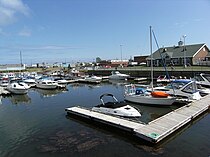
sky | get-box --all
[0,0,210,64]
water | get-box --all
[0,82,209,157]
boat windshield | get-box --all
[203,74,210,82]
[167,81,189,89]
[181,81,197,94]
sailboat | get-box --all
[124,26,176,106]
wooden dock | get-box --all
[65,95,210,144]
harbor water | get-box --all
[0,82,209,157]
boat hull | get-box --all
[7,87,28,94]
[124,94,175,106]
[36,84,57,89]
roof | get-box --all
[147,43,208,60]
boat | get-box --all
[109,71,129,80]
[23,76,36,87]
[124,84,176,105]
[124,26,176,106]
[53,77,68,88]
[152,79,202,102]
[156,75,175,83]
[193,73,210,88]
[0,79,9,87]
[79,75,102,83]
[92,93,141,117]
[6,79,30,94]
[36,79,58,89]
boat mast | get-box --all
[150,26,154,91]
[20,51,23,67]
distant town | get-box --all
[1,41,210,72]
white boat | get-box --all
[153,79,202,102]
[109,71,129,80]
[156,75,175,83]
[92,93,141,117]
[124,26,176,106]
[53,77,68,88]
[36,79,58,89]
[83,75,102,83]
[23,76,36,87]
[193,73,210,88]
[0,80,9,87]
[124,84,176,106]
[7,80,30,94]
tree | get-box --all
[96,57,101,63]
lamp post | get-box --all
[183,35,187,68]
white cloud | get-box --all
[0,0,30,26]
[18,26,31,37]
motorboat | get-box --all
[23,76,36,87]
[109,71,129,80]
[0,79,9,87]
[82,75,102,83]
[7,79,30,94]
[193,73,210,88]
[92,93,141,117]
[124,84,176,106]
[36,79,58,89]
[152,79,202,102]
[156,75,175,83]
[53,77,68,88]
[77,75,102,84]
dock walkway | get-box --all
[66,95,210,144]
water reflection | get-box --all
[108,79,128,86]
[9,94,31,105]
[35,88,68,98]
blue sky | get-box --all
[0,0,210,64]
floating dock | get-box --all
[65,95,210,144]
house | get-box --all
[146,42,210,66]
[134,55,148,65]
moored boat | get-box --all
[92,93,141,117]
[109,71,129,80]
[36,79,58,89]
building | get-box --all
[98,59,129,68]
[134,55,148,64]
[0,64,26,72]
[146,42,210,66]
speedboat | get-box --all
[156,75,175,83]
[83,75,102,83]
[0,79,9,87]
[7,79,30,94]
[23,76,36,87]
[36,79,58,89]
[124,84,176,106]
[92,93,141,117]
[109,71,129,80]
[153,79,202,103]
[53,77,68,88]
[193,73,210,88]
